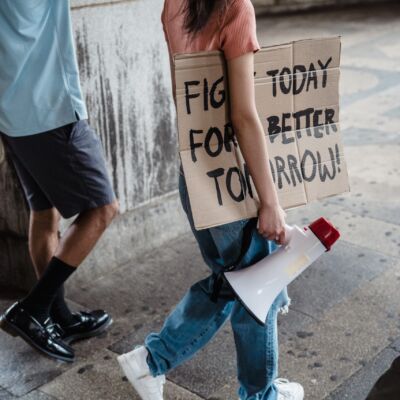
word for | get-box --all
[189,123,237,163]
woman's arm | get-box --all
[227,52,286,244]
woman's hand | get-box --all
[258,204,287,245]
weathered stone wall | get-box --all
[0,146,36,290]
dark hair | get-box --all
[184,0,228,34]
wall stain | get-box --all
[74,4,178,214]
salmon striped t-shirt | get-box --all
[161,0,260,60]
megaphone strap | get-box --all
[209,218,258,303]
[210,273,224,303]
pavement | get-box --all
[1,4,400,400]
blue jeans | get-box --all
[145,173,290,400]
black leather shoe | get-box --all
[58,310,112,344]
[0,302,75,363]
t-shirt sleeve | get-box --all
[220,0,260,60]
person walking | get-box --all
[0,0,119,363]
[117,1,304,399]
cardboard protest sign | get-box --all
[175,37,349,230]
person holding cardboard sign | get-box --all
[118,1,303,399]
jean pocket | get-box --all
[58,122,78,144]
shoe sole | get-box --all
[118,353,148,400]
[63,316,113,344]
[0,315,74,363]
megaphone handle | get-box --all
[256,219,293,246]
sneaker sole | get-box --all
[0,315,74,363]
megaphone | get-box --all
[224,217,340,324]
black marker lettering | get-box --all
[210,77,225,108]
[189,129,203,162]
[318,57,332,88]
[185,81,200,114]
[267,69,279,97]
[207,168,225,206]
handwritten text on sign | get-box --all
[175,37,349,230]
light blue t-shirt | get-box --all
[0,0,87,137]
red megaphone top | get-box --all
[308,217,340,251]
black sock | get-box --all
[21,257,76,324]
[50,285,77,327]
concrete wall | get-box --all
[70,0,191,288]
[0,148,35,290]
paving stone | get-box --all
[111,307,314,400]
[111,315,237,399]
[334,212,400,258]
[287,201,400,258]
[168,324,237,399]
[165,381,204,400]
[71,314,140,362]
[0,300,68,397]
[341,127,400,147]
[278,308,315,340]
[344,145,400,190]
[348,94,400,141]
[388,336,400,353]
[207,378,238,400]
[0,332,67,397]
[327,347,400,400]
[40,349,203,400]
[287,240,395,319]
[329,196,400,228]
[0,388,14,400]
[19,391,56,400]
[279,265,400,400]
[66,235,208,320]
[0,298,133,395]
[108,313,166,354]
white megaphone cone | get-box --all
[224,217,340,324]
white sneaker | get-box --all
[275,378,304,400]
[117,346,166,400]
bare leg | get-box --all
[55,200,119,267]
[29,208,61,277]
[24,201,118,325]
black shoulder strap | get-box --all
[210,218,258,302]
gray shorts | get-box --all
[1,120,116,219]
